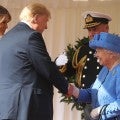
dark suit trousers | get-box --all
[28,89,53,120]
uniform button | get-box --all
[82,75,86,78]
[89,51,92,54]
[84,66,87,69]
[87,58,90,61]
[82,84,85,87]
[97,66,100,69]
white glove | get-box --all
[55,52,68,66]
[90,107,102,120]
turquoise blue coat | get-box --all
[77,65,120,119]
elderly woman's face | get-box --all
[94,48,112,67]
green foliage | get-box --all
[60,36,89,111]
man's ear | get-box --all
[106,24,109,32]
[31,14,39,23]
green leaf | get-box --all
[59,36,90,111]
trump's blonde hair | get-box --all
[19,3,51,22]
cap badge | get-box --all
[85,14,93,23]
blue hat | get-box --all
[89,32,120,53]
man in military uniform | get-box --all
[80,11,112,119]
[56,11,112,120]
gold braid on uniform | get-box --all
[59,37,89,112]
[72,47,87,87]
[59,64,67,73]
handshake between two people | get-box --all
[67,84,79,98]
[66,84,102,120]
[56,52,103,119]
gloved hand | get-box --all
[55,52,68,66]
[67,84,79,98]
[90,106,102,120]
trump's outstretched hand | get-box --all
[67,84,79,98]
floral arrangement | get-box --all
[59,36,89,111]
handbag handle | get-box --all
[98,104,108,120]
[98,104,118,120]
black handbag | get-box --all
[98,105,119,120]
[98,105,108,120]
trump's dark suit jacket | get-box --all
[0,22,68,120]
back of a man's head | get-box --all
[19,3,51,22]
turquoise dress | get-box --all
[77,64,120,119]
